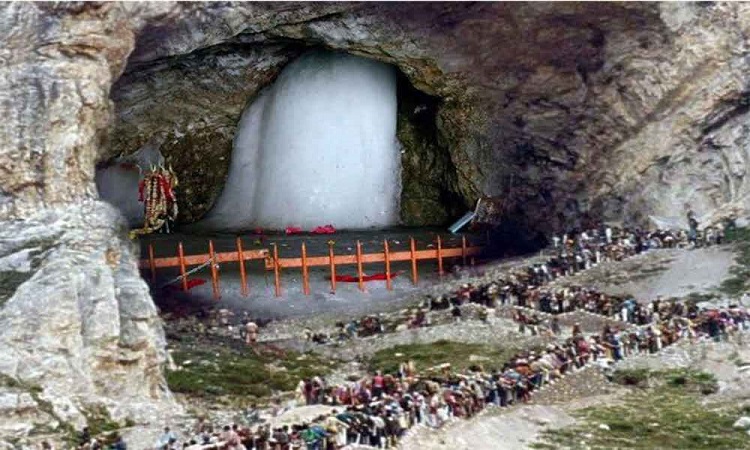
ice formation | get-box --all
[203,50,400,231]
[96,144,164,227]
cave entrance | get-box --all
[99,47,467,234]
[99,47,479,309]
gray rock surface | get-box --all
[286,318,554,362]
[553,246,735,301]
[3,3,750,228]
[0,202,176,446]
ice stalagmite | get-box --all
[202,50,400,231]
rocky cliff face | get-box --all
[2,1,750,446]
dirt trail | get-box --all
[398,404,577,450]
[555,246,735,301]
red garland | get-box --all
[138,174,175,203]
[334,271,402,283]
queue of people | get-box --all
[145,297,747,450]
[297,224,730,351]
[428,223,728,330]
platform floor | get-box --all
[139,227,485,321]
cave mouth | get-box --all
[98,46,465,233]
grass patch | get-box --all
[719,227,750,296]
[662,369,719,395]
[611,368,652,387]
[82,404,121,437]
[612,368,718,394]
[685,292,715,303]
[366,340,536,375]
[166,342,337,401]
[533,369,745,449]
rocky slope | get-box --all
[2,1,750,446]
[0,202,174,446]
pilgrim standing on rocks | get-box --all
[245,320,259,345]
[687,208,699,246]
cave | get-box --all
[96,42,478,306]
[99,45,465,233]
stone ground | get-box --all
[278,317,552,360]
[145,228,500,323]
[156,248,549,343]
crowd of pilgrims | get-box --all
[330,225,728,337]
[80,224,741,450]
[142,302,746,450]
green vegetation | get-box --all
[367,340,537,374]
[719,227,750,296]
[533,369,748,449]
[611,368,718,394]
[685,292,715,303]
[82,404,121,437]
[166,343,338,401]
[610,367,652,387]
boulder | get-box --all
[733,416,750,429]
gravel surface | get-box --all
[552,246,735,301]
[144,228,482,321]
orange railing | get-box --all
[139,235,482,299]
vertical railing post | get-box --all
[272,243,281,297]
[148,243,156,283]
[208,240,220,300]
[384,239,392,291]
[410,237,418,286]
[177,242,188,292]
[461,235,468,266]
[436,235,444,277]
[328,241,337,294]
[301,242,310,296]
[236,237,248,296]
[356,240,364,292]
